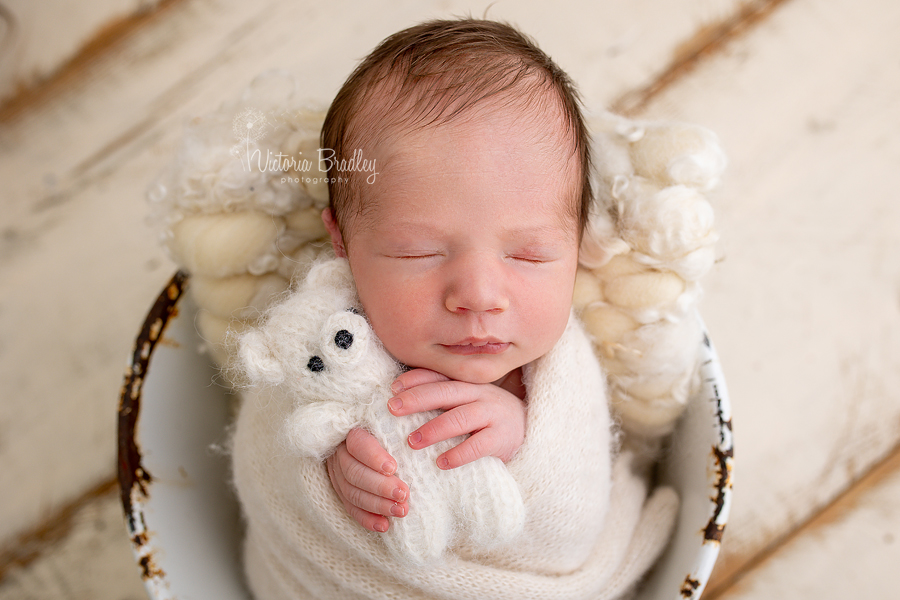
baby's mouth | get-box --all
[441,339,510,355]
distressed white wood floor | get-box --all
[0,0,898,598]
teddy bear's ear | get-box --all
[239,329,284,385]
[303,257,355,296]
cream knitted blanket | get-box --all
[231,260,678,600]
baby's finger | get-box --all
[345,483,408,522]
[407,403,488,450]
[326,451,391,532]
[391,368,450,395]
[347,503,391,533]
[345,427,398,476]
[436,433,498,470]
[337,444,409,504]
[389,379,474,417]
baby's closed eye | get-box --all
[508,254,550,264]
[392,252,443,260]
[505,248,561,264]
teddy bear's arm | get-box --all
[285,401,364,461]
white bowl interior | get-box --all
[119,276,731,600]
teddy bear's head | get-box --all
[237,258,402,402]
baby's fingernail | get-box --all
[381,460,396,475]
[392,488,407,501]
[390,380,404,394]
[388,397,403,412]
[374,521,388,533]
[390,503,406,517]
[438,457,450,470]
[408,431,422,446]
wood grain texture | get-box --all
[2,0,899,596]
[633,0,900,591]
[713,447,900,599]
[0,0,166,104]
[0,488,146,600]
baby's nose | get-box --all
[444,257,509,314]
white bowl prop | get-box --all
[118,273,732,600]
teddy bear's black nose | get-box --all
[307,356,325,372]
[334,329,353,349]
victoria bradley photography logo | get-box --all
[231,107,379,184]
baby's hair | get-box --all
[321,18,592,240]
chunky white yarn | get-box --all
[574,112,725,440]
[232,257,677,600]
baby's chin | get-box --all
[425,359,520,387]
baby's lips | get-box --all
[440,342,510,355]
[445,336,503,346]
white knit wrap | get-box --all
[231,258,679,600]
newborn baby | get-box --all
[230,17,678,600]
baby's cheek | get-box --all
[525,292,572,356]
[365,296,429,363]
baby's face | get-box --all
[328,107,580,385]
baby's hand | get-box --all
[388,369,527,469]
[325,428,409,533]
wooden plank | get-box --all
[0,0,166,104]
[0,488,146,600]
[712,448,900,599]
[632,0,900,589]
[0,0,749,551]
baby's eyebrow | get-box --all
[503,223,572,239]
[498,218,580,245]
[376,220,445,236]
[382,220,565,236]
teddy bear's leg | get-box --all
[370,410,454,566]
[381,481,453,566]
[454,456,525,548]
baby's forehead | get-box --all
[342,86,581,234]
[350,129,578,237]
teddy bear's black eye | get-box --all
[307,356,325,372]
[334,329,353,350]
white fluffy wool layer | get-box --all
[146,73,334,363]
[232,257,677,600]
[148,75,725,440]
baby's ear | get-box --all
[239,329,284,385]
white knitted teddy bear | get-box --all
[236,257,526,566]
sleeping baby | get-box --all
[230,18,679,600]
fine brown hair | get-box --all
[321,18,592,239]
